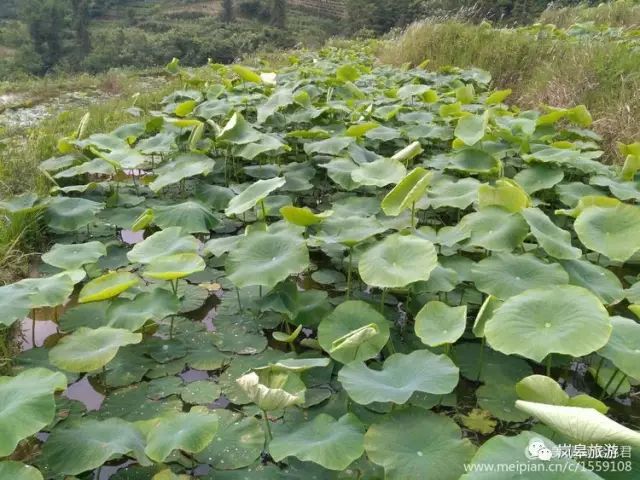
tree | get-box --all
[221,0,234,23]
[71,0,91,59]
[19,0,69,73]
[271,0,286,29]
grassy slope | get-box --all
[378,6,640,160]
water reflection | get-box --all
[65,377,105,411]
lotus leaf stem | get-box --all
[236,287,243,313]
[594,356,604,385]
[609,373,628,399]
[600,367,621,399]
[260,199,267,222]
[546,354,552,377]
[346,246,353,300]
[476,337,485,382]
[262,409,272,448]
[31,309,36,348]
[411,201,416,228]
[380,289,386,313]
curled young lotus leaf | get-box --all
[280,205,332,226]
[235,369,305,411]
[574,203,640,262]
[338,349,459,405]
[0,462,43,480]
[0,368,67,457]
[364,408,475,480]
[381,167,432,216]
[143,253,206,280]
[484,285,611,363]
[471,253,569,300]
[49,327,142,372]
[359,233,438,289]
[598,316,640,379]
[225,229,309,289]
[269,413,365,470]
[415,301,467,346]
[78,271,139,303]
[390,141,423,163]
[459,431,601,480]
[41,241,107,270]
[515,400,640,447]
[143,410,219,462]
[318,300,390,364]
[39,417,151,475]
[127,227,200,264]
[225,177,286,216]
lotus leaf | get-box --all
[235,369,305,411]
[280,205,332,226]
[478,178,530,213]
[78,271,139,303]
[521,207,582,259]
[0,462,43,480]
[485,286,611,362]
[560,258,625,305]
[49,327,142,372]
[318,300,390,364]
[270,413,365,470]
[351,158,406,187]
[0,368,67,456]
[127,227,200,264]
[45,197,104,232]
[143,253,206,280]
[598,316,640,379]
[415,301,467,346]
[359,233,438,288]
[144,410,219,462]
[364,408,475,480]
[460,206,529,252]
[225,177,286,216]
[153,201,219,233]
[338,349,459,404]
[41,241,106,270]
[106,289,180,331]
[381,167,432,216]
[149,153,215,192]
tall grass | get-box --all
[540,0,640,28]
[378,20,640,159]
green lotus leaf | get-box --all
[49,327,142,372]
[269,357,331,372]
[318,300,390,364]
[311,215,385,247]
[143,253,206,280]
[18,272,78,308]
[231,64,261,83]
[364,408,475,480]
[235,368,305,411]
[321,158,359,190]
[225,177,286,216]
[143,410,219,462]
[478,179,530,213]
[381,167,432,216]
[516,374,608,413]
[127,227,200,264]
[180,380,221,405]
[359,233,438,288]
[423,176,480,210]
[574,203,640,262]
[44,197,104,232]
[226,229,309,289]
[515,400,640,447]
[455,114,487,146]
[270,413,365,470]
[0,462,43,480]
[273,324,302,343]
[0,368,67,457]
[153,201,219,233]
[338,349,459,405]
[415,301,467,346]
[346,121,380,138]
[513,164,564,194]
[351,158,407,187]
[41,241,107,270]
[459,431,602,479]
[0,283,33,326]
[598,316,640,379]
[39,417,151,475]
[194,409,264,470]
[304,137,354,156]
[149,153,215,192]
[521,208,582,260]
[557,194,620,218]
[476,381,530,422]
[0,192,43,214]
[555,182,605,208]
[472,295,502,338]
[484,285,611,362]
[471,253,569,300]
[447,149,501,174]
[460,207,529,252]
[560,258,625,305]
[280,206,332,226]
[106,289,180,331]
[78,271,139,303]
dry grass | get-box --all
[540,0,640,28]
[378,20,640,160]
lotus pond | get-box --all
[2,47,640,479]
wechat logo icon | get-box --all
[525,437,553,461]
